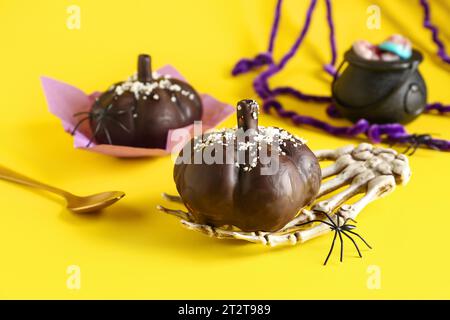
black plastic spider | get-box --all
[390,134,439,156]
[298,210,372,265]
[71,103,131,147]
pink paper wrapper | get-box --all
[41,65,235,158]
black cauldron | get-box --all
[332,49,427,124]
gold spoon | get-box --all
[0,165,125,213]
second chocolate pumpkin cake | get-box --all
[78,54,203,148]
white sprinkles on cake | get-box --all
[193,127,307,171]
[110,72,196,101]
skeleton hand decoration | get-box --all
[158,143,411,265]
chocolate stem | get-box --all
[237,99,259,132]
[137,54,152,82]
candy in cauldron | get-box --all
[173,99,321,232]
[83,54,202,149]
[332,48,427,124]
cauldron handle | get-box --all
[332,59,348,84]
[331,59,420,110]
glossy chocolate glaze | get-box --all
[90,54,202,149]
[174,100,321,232]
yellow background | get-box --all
[0,0,449,299]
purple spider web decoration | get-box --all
[232,0,450,152]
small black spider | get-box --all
[72,103,131,147]
[298,210,372,265]
[390,134,439,156]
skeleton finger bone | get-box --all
[321,154,355,178]
[314,144,354,160]
[318,161,367,197]
[161,193,184,203]
[313,170,376,213]
[157,205,193,221]
[337,175,396,220]
[391,154,411,185]
[181,220,300,246]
